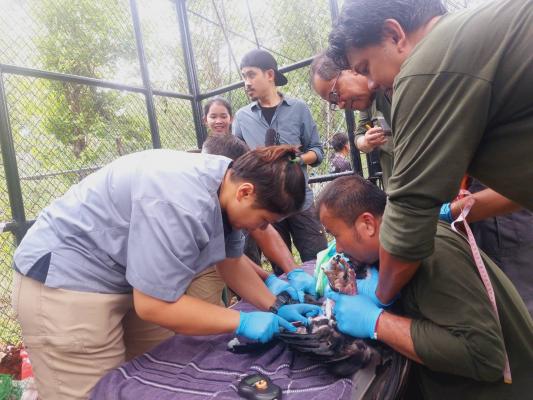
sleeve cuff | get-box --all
[308,148,323,167]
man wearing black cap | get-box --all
[233,48,327,276]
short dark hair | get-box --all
[317,175,386,225]
[310,51,341,83]
[202,135,249,161]
[203,97,233,119]
[328,0,446,68]
[330,132,349,152]
[231,145,306,215]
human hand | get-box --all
[439,202,453,223]
[265,274,300,302]
[287,268,317,300]
[326,291,383,339]
[357,267,396,307]
[277,303,322,325]
[363,127,388,151]
[236,311,296,343]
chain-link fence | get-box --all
[0,0,477,347]
[0,0,346,348]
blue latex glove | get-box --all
[236,311,296,343]
[326,291,383,339]
[277,303,322,325]
[439,202,453,223]
[265,274,300,302]
[287,268,317,300]
[357,267,396,307]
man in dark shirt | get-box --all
[310,52,393,188]
[327,0,533,305]
[318,175,533,399]
[233,49,327,275]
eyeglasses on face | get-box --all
[328,71,342,111]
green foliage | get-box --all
[32,0,138,159]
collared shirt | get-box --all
[232,94,324,210]
[355,90,394,189]
[382,0,533,261]
[13,150,244,302]
[404,223,533,399]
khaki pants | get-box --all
[186,266,226,306]
[11,272,174,400]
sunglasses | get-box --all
[328,71,342,111]
[265,128,280,146]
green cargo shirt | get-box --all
[403,223,533,399]
[355,90,394,189]
[382,0,533,261]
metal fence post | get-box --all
[0,70,27,243]
[328,0,363,176]
[329,0,339,22]
[344,110,363,175]
[130,0,161,149]
[175,0,206,149]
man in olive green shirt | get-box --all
[318,175,533,399]
[327,0,533,304]
[310,52,394,189]
[353,94,393,189]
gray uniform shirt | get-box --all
[13,150,244,302]
[232,95,324,210]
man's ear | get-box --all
[357,212,377,237]
[236,182,255,202]
[265,69,276,83]
[383,19,408,52]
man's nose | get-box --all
[367,79,380,91]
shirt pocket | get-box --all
[495,211,533,249]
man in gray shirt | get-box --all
[233,49,327,274]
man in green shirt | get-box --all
[310,52,394,189]
[317,175,533,399]
[327,0,533,304]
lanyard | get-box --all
[450,190,512,384]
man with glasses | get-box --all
[310,51,394,189]
[233,49,327,277]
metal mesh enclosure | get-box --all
[156,96,197,150]
[0,0,141,86]
[0,0,479,347]
[5,75,153,220]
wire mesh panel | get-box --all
[187,0,333,92]
[0,150,17,347]
[0,232,19,347]
[156,96,198,150]
[137,0,189,93]
[0,151,11,223]
[4,74,152,220]
[0,0,141,86]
